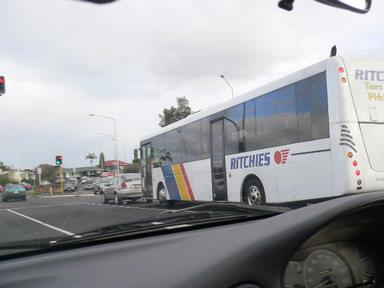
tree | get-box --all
[0,175,11,185]
[36,164,57,183]
[158,96,192,127]
[123,160,141,173]
[0,161,10,171]
[99,152,106,171]
[85,153,97,165]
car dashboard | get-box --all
[1,192,384,288]
[283,205,384,288]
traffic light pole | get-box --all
[60,166,64,193]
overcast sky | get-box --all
[0,0,383,169]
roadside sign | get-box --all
[37,167,42,175]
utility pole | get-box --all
[89,114,120,175]
[60,166,64,193]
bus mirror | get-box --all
[314,0,371,14]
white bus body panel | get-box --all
[330,57,384,193]
[151,159,213,201]
[226,139,333,203]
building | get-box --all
[63,166,100,178]
[7,170,31,183]
[103,160,128,172]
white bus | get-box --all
[140,55,384,205]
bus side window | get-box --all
[296,78,312,142]
[165,130,183,164]
[224,104,245,155]
[201,118,210,159]
[310,72,330,140]
[244,98,257,152]
[182,121,202,162]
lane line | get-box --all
[39,193,95,198]
[83,202,171,211]
[6,209,77,236]
[0,202,85,211]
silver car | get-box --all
[103,175,142,204]
[93,177,111,195]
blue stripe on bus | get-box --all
[161,165,181,200]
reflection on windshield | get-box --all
[0,0,382,257]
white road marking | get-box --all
[6,209,78,237]
[38,193,95,198]
[83,202,171,211]
[0,202,84,211]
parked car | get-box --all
[2,184,26,202]
[40,180,51,186]
[0,185,4,193]
[21,183,33,190]
[64,180,77,192]
[103,175,142,204]
[84,180,94,191]
[93,177,111,195]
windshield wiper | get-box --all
[50,203,288,246]
[159,202,290,216]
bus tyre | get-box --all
[243,178,265,206]
[157,184,167,205]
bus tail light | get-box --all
[357,179,362,185]
[347,152,353,158]
[355,170,361,176]
[353,160,358,167]
[341,77,347,83]
[338,67,345,73]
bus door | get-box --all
[210,119,228,201]
[141,143,153,198]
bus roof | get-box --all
[140,57,330,143]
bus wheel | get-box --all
[243,178,265,206]
[157,184,167,205]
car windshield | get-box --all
[0,0,382,257]
[5,185,25,191]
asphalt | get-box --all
[0,189,170,245]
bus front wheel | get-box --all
[157,184,167,205]
[243,178,265,206]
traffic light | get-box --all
[55,155,63,166]
[0,76,5,95]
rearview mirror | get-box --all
[315,0,371,13]
[279,0,371,13]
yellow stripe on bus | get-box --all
[171,164,191,201]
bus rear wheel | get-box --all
[243,178,265,206]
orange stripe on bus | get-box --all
[171,164,191,201]
[180,163,194,201]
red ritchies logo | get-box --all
[274,149,290,164]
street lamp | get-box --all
[220,74,234,98]
[89,114,120,175]
[98,133,129,163]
